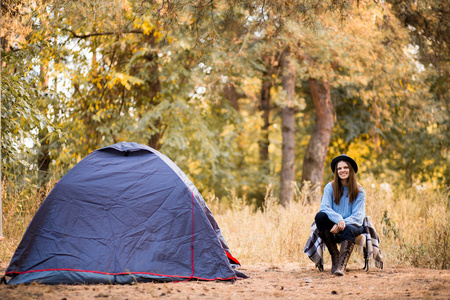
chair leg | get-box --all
[363,245,369,271]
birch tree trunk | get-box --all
[280,48,296,207]
[302,78,335,201]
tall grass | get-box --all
[0,179,54,263]
[210,180,450,269]
[1,179,449,269]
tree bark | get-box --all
[302,78,334,201]
[37,129,51,186]
[223,83,244,112]
[38,65,51,189]
[143,50,162,150]
[279,48,296,208]
[259,54,275,164]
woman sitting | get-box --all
[314,154,365,276]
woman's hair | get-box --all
[332,161,360,204]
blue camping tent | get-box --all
[4,142,242,284]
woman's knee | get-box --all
[315,212,335,232]
[315,211,328,223]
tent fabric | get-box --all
[4,142,241,284]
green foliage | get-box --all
[382,210,403,242]
[1,0,449,271]
[1,60,56,179]
[1,0,448,202]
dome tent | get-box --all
[4,142,243,284]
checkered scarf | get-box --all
[303,216,383,271]
[303,222,324,271]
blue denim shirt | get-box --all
[319,182,366,227]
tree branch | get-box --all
[62,28,147,39]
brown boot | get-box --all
[334,239,355,276]
[319,231,339,274]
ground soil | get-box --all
[1,262,449,299]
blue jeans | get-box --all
[314,211,363,243]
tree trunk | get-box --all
[223,83,244,112]
[279,48,296,208]
[143,51,162,149]
[302,78,334,201]
[38,65,51,190]
[37,129,51,186]
[0,47,3,239]
[259,54,274,164]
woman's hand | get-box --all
[330,224,339,234]
[330,221,346,234]
[337,220,346,231]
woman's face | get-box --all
[336,161,350,182]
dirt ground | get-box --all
[1,262,449,299]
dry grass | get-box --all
[0,179,52,262]
[211,180,450,269]
[1,179,449,270]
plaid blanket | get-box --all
[303,216,383,271]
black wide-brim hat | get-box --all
[331,154,358,174]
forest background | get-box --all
[1,0,449,270]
